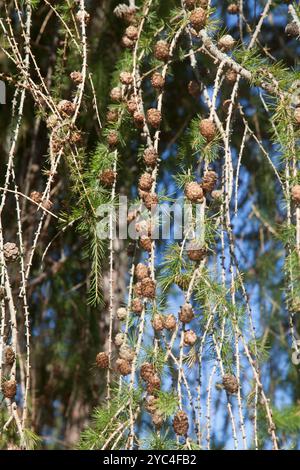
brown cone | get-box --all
[139,236,152,252]
[199,119,216,142]
[135,263,149,281]
[183,329,197,346]
[291,185,300,204]
[202,170,217,192]
[222,374,239,394]
[164,314,177,330]
[151,72,165,89]
[179,303,195,323]
[2,379,17,399]
[141,277,156,299]
[3,242,19,262]
[140,362,155,382]
[132,297,143,314]
[99,169,116,187]
[96,352,109,369]
[146,108,162,128]
[116,358,132,376]
[5,347,15,366]
[152,314,164,332]
[185,182,204,202]
[173,410,189,436]
[154,40,170,61]
[143,148,158,167]
[139,173,153,191]
[190,8,207,31]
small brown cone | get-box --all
[145,394,158,413]
[187,242,207,261]
[164,314,177,330]
[107,109,119,122]
[125,25,138,40]
[110,87,122,102]
[115,333,125,347]
[139,173,153,191]
[151,72,165,89]
[2,379,17,399]
[146,108,162,128]
[222,374,239,394]
[185,182,204,203]
[133,112,145,128]
[152,411,164,428]
[143,193,159,210]
[291,185,300,204]
[135,263,149,281]
[30,191,42,204]
[121,35,135,49]
[152,314,164,332]
[179,303,195,323]
[227,3,239,14]
[58,100,75,117]
[5,347,15,366]
[127,98,138,114]
[173,410,189,436]
[139,236,152,252]
[141,277,156,299]
[140,362,155,382]
[96,352,109,369]
[134,282,143,297]
[70,71,83,84]
[117,307,127,320]
[132,298,143,314]
[154,40,170,61]
[285,22,300,38]
[146,374,161,395]
[143,148,158,167]
[119,344,135,362]
[107,131,119,147]
[199,119,216,142]
[99,169,116,188]
[116,358,132,376]
[218,34,235,52]
[120,71,133,85]
[201,170,217,192]
[183,330,197,346]
[3,242,19,262]
[189,8,207,31]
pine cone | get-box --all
[121,35,135,49]
[120,71,133,85]
[151,72,165,89]
[115,333,125,347]
[143,147,158,167]
[135,220,152,237]
[143,193,159,210]
[135,263,149,281]
[188,80,200,98]
[3,242,19,262]
[116,358,131,376]
[57,100,75,117]
[114,4,136,23]
[2,379,17,399]
[5,346,15,366]
[187,241,207,261]
[30,191,42,203]
[127,98,138,114]
[173,410,189,436]
[119,344,135,362]
[69,131,82,145]
[189,8,207,31]
[132,297,143,314]
[218,34,236,51]
[179,303,195,323]
[134,282,143,297]
[201,170,217,192]
[110,87,122,102]
[291,185,300,204]
[140,362,155,382]
[152,314,164,332]
[183,330,197,346]
[211,189,222,200]
[152,411,164,428]
[164,314,177,330]
[141,277,156,299]
[70,71,83,84]
[185,182,204,203]
[42,199,53,211]
[225,69,238,83]
[107,131,119,147]
[285,22,300,38]
[139,236,152,252]
[154,40,170,61]
[145,394,158,413]
[125,25,138,40]
[227,3,239,14]
[199,119,216,142]
[146,374,161,395]
[99,169,116,187]
[117,307,127,320]
[139,173,153,191]
[96,352,109,369]
[133,112,145,128]
[222,373,239,394]
[107,109,119,122]
[46,114,58,128]
[146,108,162,128]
